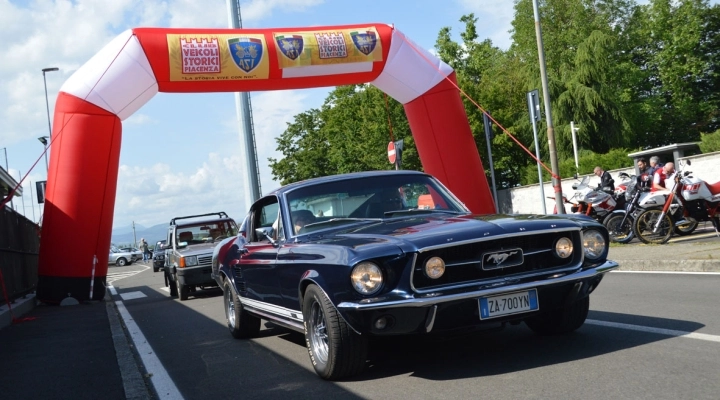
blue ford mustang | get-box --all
[212,170,618,380]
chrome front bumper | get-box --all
[337,260,619,311]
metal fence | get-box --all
[0,206,40,303]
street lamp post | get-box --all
[42,67,59,140]
[38,136,49,172]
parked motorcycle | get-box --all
[603,174,651,243]
[552,174,625,223]
[633,160,720,244]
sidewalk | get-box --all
[609,230,720,272]
[0,234,717,400]
[0,292,152,400]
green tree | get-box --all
[268,85,418,185]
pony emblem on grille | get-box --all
[482,249,524,270]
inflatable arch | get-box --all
[37,24,493,303]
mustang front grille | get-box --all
[411,231,583,292]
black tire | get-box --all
[153,265,159,273]
[303,284,368,380]
[167,269,178,297]
[633,209,673,244]
[674,219,698,236]
[176,274,189,301]
[223,280,260,339]
[604,213,634,244]
[116,257,127,267]
[525,296,589,335]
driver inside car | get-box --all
[291,210,316,234]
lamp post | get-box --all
[42,67,59,138]
[38,136,49,172]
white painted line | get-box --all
[160,287,170,293]
[120,291,148,301]
[115,301,184,399]
[108,285,118,296]
[611,271,720,275]
[586,319,720,343]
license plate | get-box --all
[478,289,539,320]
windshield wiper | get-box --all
[383,209,464,217]
[302,218,381,230]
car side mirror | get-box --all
[255,227,277,246]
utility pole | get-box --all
[570,121,580,177]
[227,0,262,209]
[532,0,564,214]
[132,221,137,248]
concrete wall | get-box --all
[497,151,720,215]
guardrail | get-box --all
[0,207,40,303]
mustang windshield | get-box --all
[286,174,468,233]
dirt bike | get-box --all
[632,160,720,244]
[603,174,650,243]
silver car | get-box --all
[109,246,135,267]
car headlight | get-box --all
[424,257,445,279]
[180,256,198,268]
[582,229,607,260]
[350,262,383,295]
[554,237,573,258]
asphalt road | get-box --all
[108,263,720,400]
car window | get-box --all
[286,174,466,230]
[251,199,279,242]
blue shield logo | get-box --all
[276,35,303,60]
[228,37,263,73]
[351,31,377,56]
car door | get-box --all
[237,196,282,304]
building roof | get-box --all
[1,166,23,199]
[628,142,700,158]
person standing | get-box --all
[648,156,664,177]
[593,166,615,191]
[140,238,150,262]
[652,162,675,192]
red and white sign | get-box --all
[387,141,396,164]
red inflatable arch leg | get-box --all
[404,73,493,213]
[37,93,121,303]
[37,24,495,303]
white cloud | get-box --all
[242,0,325,22]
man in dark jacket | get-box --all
[594,166,615,192]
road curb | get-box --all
[614,259,720,272]
[0,292,36,331]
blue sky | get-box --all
[1,0,516,230]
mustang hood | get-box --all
[310,214,584,252]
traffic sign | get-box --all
[387,141,396,164]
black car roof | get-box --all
[267,170,428,196]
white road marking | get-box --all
[159,287,170,293]
[611,271,720,275]
[108,285,117,296]
[107,265,149,285]
[115,300,184,399]
[120,291,147,301]
[586,319,720,343]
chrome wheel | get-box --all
[226,289,236,330]
[309,301,329,364]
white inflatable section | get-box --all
[371,29,453,105]
[370,29,453,104]
[60,30,158,121]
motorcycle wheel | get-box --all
[633,209,673,245]
[604,213,634,244]
[673,219,698,236]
